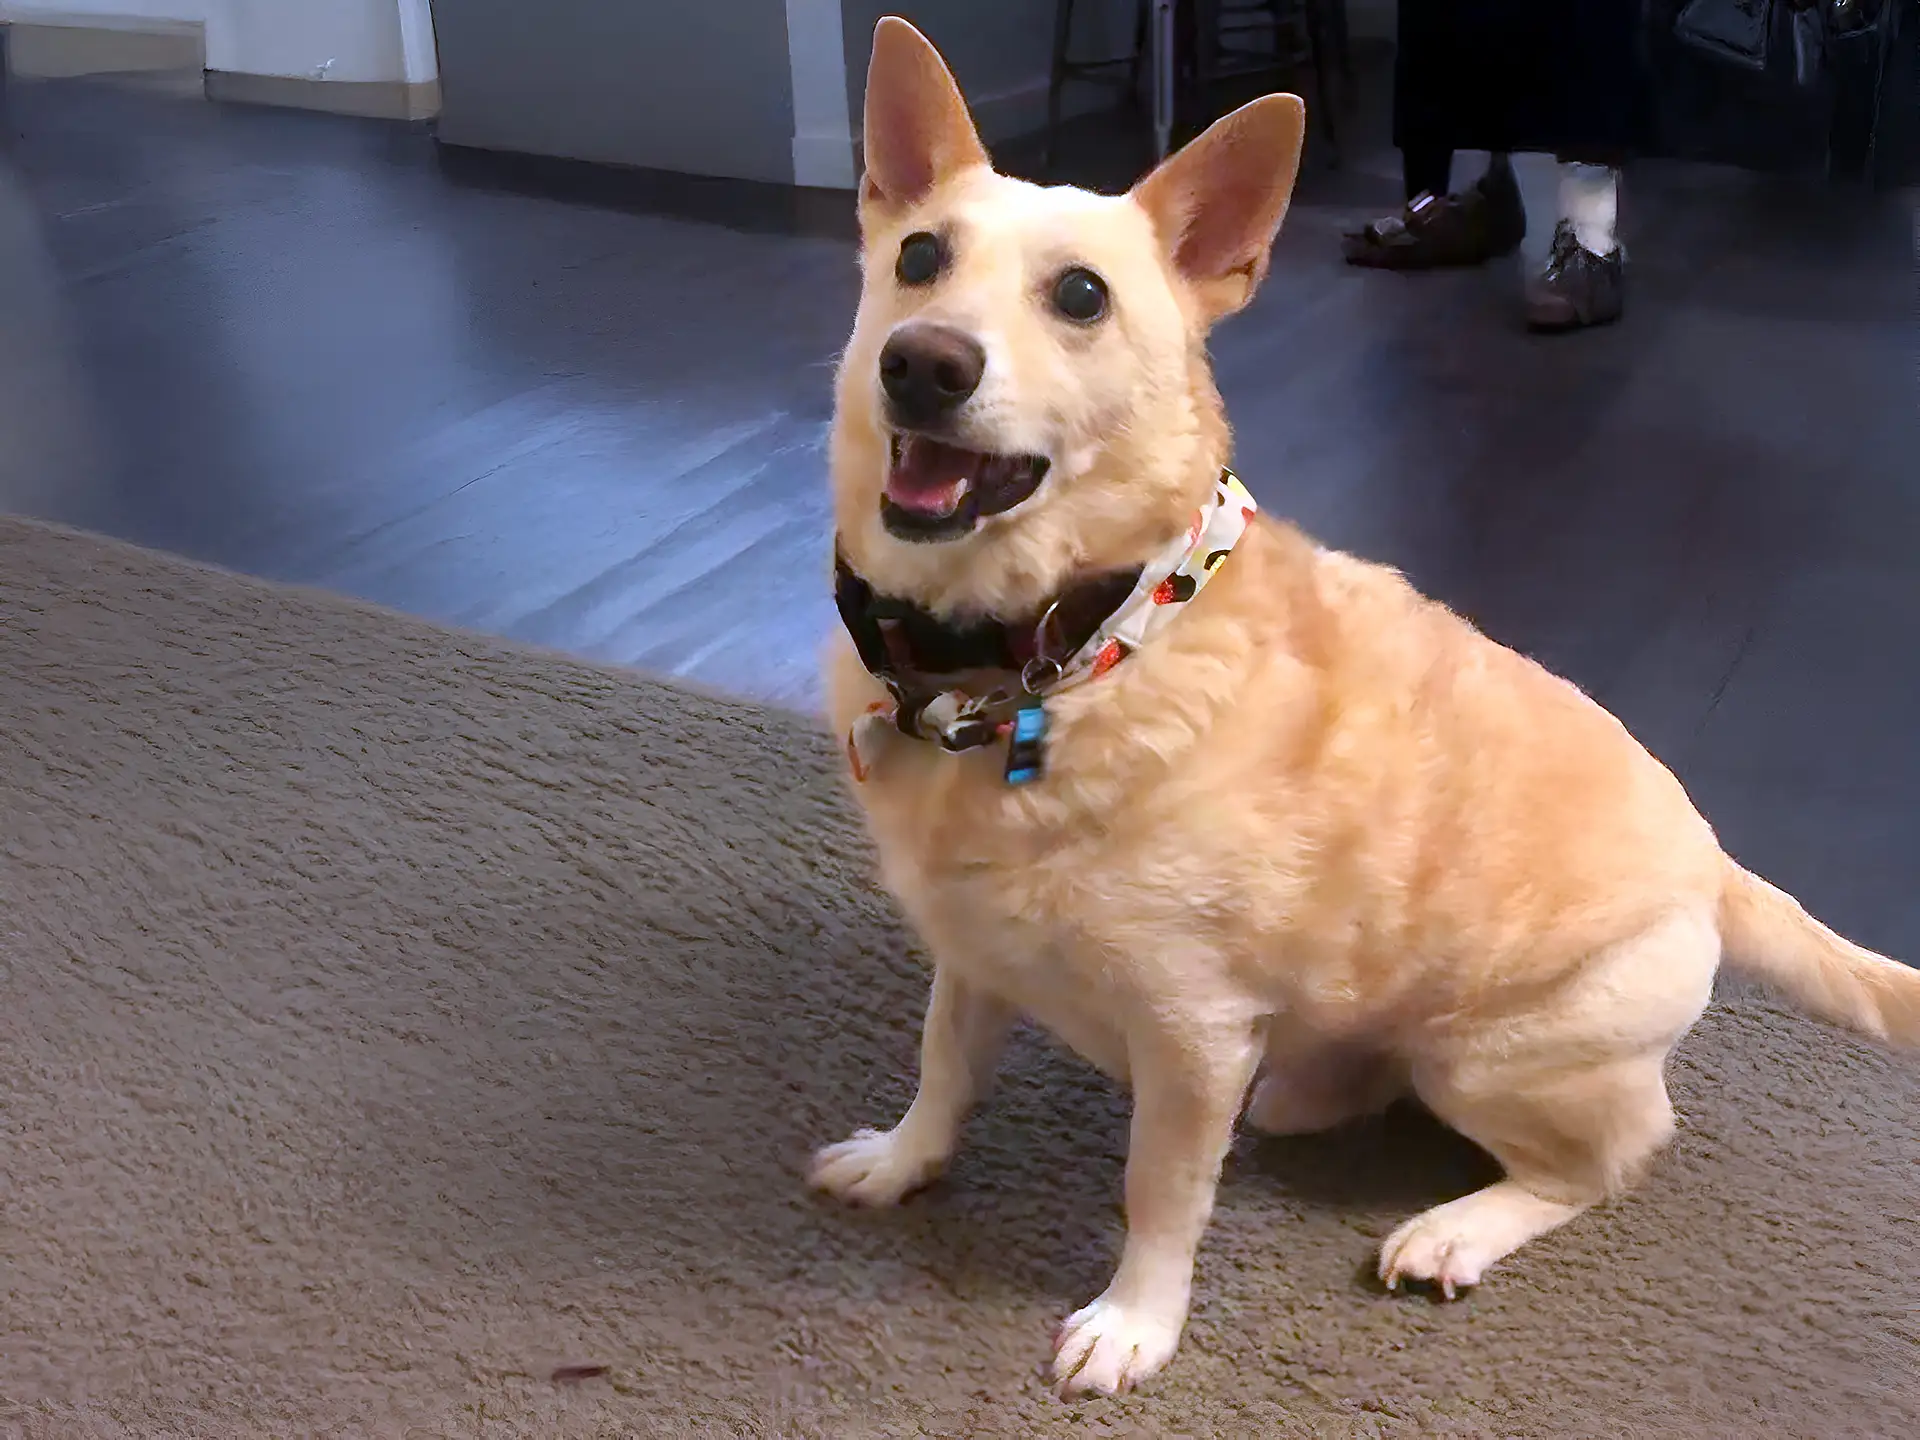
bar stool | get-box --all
[1049,0,1350,170]
[1044,0,1153,171]
[1185,0,1344,163]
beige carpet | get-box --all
[1,516,1914,1439]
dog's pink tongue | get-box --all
[887,436,977,515]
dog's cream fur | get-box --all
[811,17,1920,1397]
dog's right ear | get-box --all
[859,18,988,226]
[1131,94,1306,322]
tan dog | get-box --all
[811,17,1920,1397]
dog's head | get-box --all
[831,17,1305,617]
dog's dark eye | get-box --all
[896,231,946,287]
[1052,267,1109,323]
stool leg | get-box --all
[1305,0,1341,166]
[1128,0,1150,107]
[1045,0,1077,173]
[1328,0,1355,90]
[1152,0,1177,158]
[1193,0,1221,134]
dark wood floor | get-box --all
[1,70,1917,955]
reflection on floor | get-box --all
[1,70,1916,955]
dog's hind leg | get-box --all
[1378,909,1716,1297]
[1379,1054,1675,1296]
[809,965,1015,1207]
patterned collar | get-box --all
[840,468,1259,784]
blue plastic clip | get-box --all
[1003,701,1049,786]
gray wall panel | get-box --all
[435,0,798,185]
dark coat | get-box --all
[1392,0,1651,160]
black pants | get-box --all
[1394,0,1648,198]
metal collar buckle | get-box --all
[1021,597,1068,696]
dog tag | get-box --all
[847,703,895,783]
[1003,701,1049,786]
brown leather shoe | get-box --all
[1342,160,1527,271]
[1526,221,1626,332]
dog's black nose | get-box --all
[878,323,985,428]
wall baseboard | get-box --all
[1,16,203,79]
[205,69,441,123]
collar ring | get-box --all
[1020,654,1063,695]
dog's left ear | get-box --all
[1131,94,1307,322]
[859,18,988,227]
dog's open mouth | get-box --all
[881,433,1050,543]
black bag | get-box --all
[1675,0,1773,68]
[1674,0,1827,87]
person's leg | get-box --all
[1516,0,1643,329]
[1345,151,1524,270]
[1556,154,1621,255]
[1402,143,1454,203]
[1344,0,1523,270]
[1526,150,1626,331]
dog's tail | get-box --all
[1718,858,1920,1046]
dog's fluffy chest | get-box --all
[885,848,1143,1081]
[828,629,1279,1076]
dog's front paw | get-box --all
[1051,1295,1184,1396]
[808,1126,945,1207]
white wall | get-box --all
[0,0,203,22]
[392,0,433,85]
[787,0,855,188]
[207,0,401,84]
[0,0,438,84]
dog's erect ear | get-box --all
[860,17,988,222]
[1131,94,1307,321]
